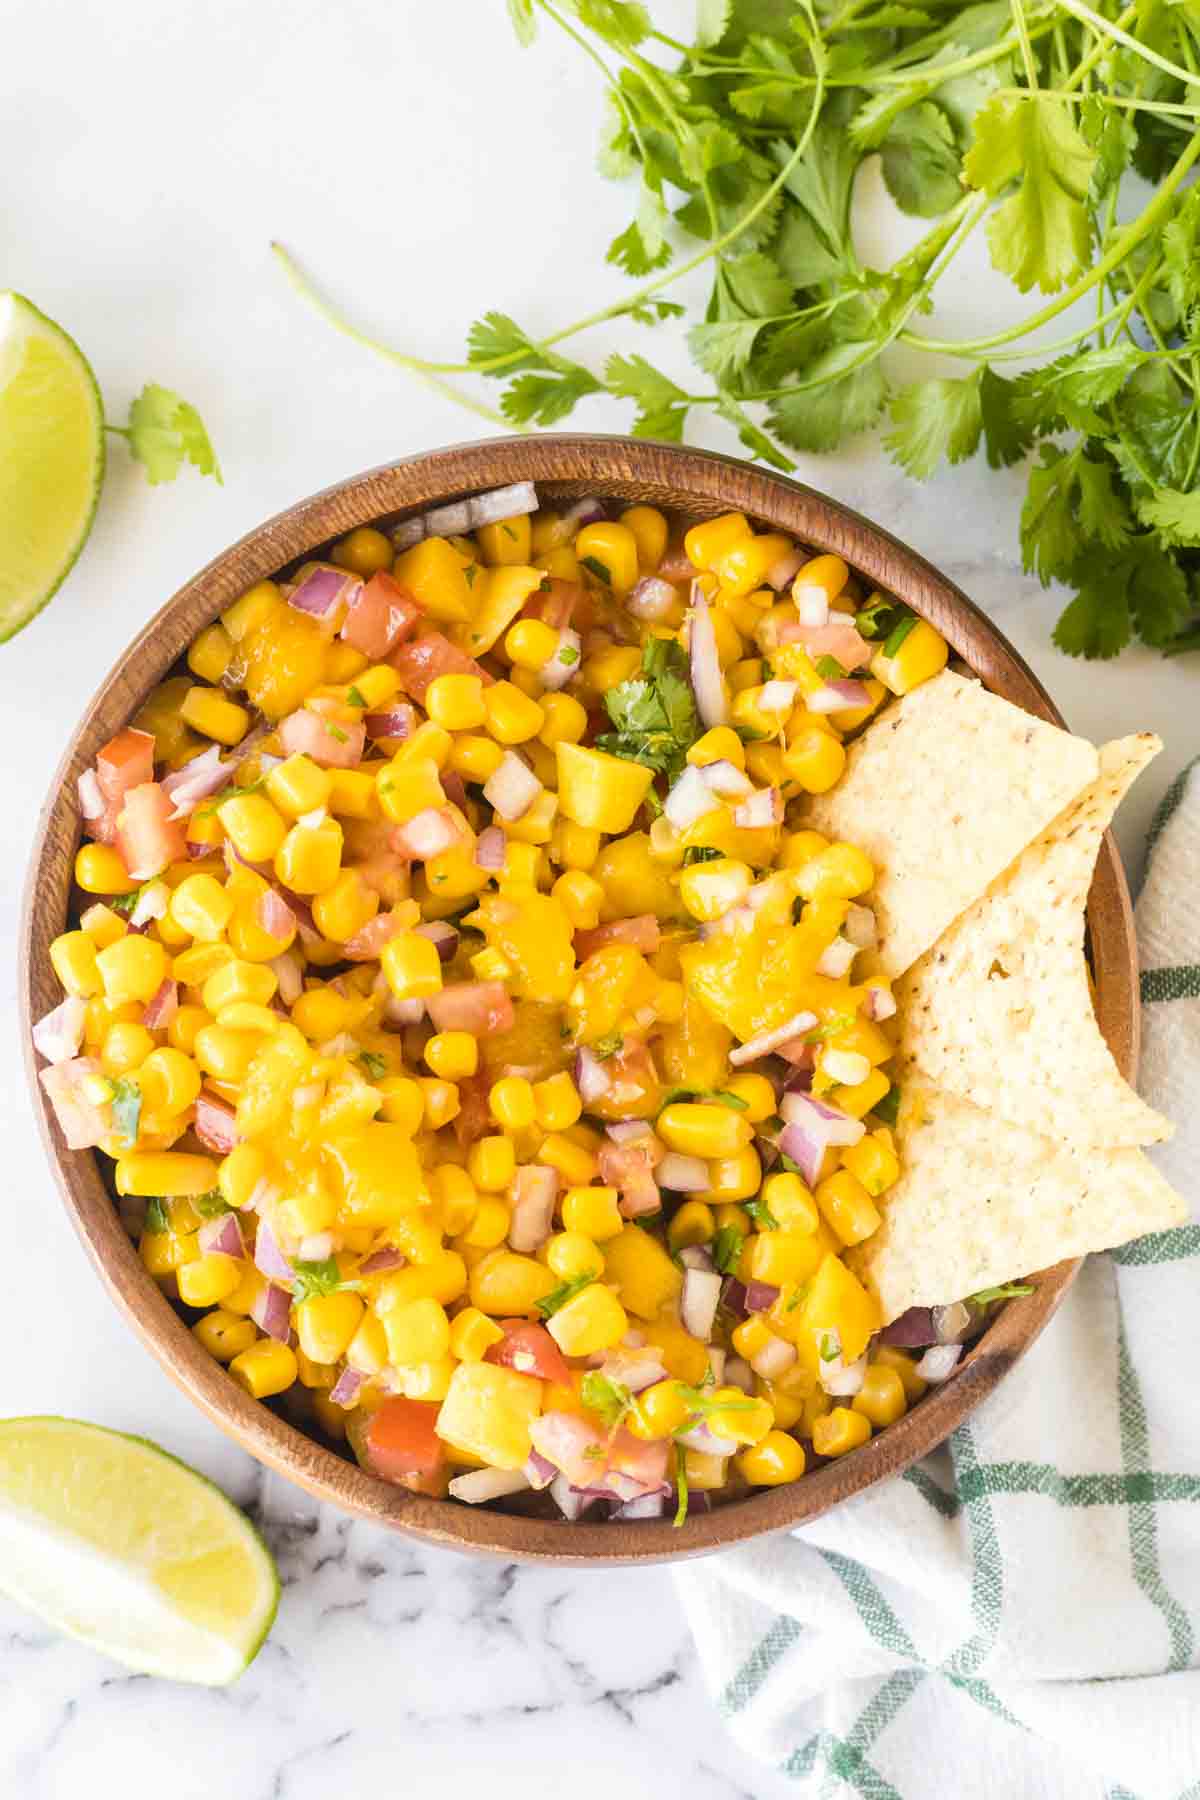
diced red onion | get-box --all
[538,628,582,692]
[794,583,831,626]
[917,1344,963,1383]
[821,1048,870,1086]
[724,1355,755,1395]
[559,496,606,533]
[253,888,295,943]
[600,1350,669,1395]
[688,587,726,728]
[130,882,169,928]
[700,759,752,800]
[390,517,426,551]
[729,1012,818,1067]
[678,1244,715,1273]
[656,1152,709,1193]
[38,1056,109,1149]
[32,995,87,1066]
[611,1490,668,1521]
[195,1090,239,1154]
[142,977,179,1032]
[449,1467,532,1504]
[467,482,539,528]
[364,707,416,742]
[270,950,304,1007]
[680,1267,722,1342]
[605,1120,655,1144]
[251,1282,292,1343]
[734,786,783,830]
[199,1213,244,1259]
[77,767,105,821]
[778,1093,865,1184]
[253,1223,294,1284]
[329,1367,363,1408]
[508,1165,558,1254]
[823,1353,867,1397]
[359,1246,406,1275]
[807,679,871,714]
[657,546,697,582]
[422,499,473,537]
[415,920,460,963]
[475,826,506,871]
[626,577,679,622]
[248,1177,280,1213]
[664,763,720,831]
[391,806,462,861]
[298,1231,334,1262]
[765,546,805,590]
[879,1307,935,1347]
[161,744,229,819]
[843,904,877,950]
[648,816,680,863]
[932,1302,975,1344]
[525,1450,558,1490]
[483,752,542,823]
[575,1046,614,1105]
[816,935,857,980]
[750,1336,796,1381]
[426,981,513,1036]
[745,1281,781,1313]
[289,565,361,622]
[758,680,798,714]
[864,984,896,1022]
[676,1420,737,1456]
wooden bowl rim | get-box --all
[21,433,1137,1565]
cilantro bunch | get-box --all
[276,0,1200,658]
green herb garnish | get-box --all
[819,1330,841,1364]
[591,1032,624,1061]
[502,523,518,541]
[109,887,145,918]
[558,645,580,666]
[807,1013,856,1044]
[674,1443,689,1529]
[357,1050,388,1080]
[969,1282,1035,1307]
[581,1370,633,1431]
[873,1086,901,1127]
[743,1198,780,1232]
[290,1257,360,1302]
[814,655,846,681]
[464,562,478,587]
[144,1197,170,1235]
[118,384,221,487]
[711,1225,744,1276]
[658,1086,748,1113]
[786,1281,811,1314]
[682,845,723,865]
[326,724,349,745]
[580,554,612,585]
[193,1189,233,1219]
[110,1076,142,1147]
[595,637,699,785]
[535,1271,596,1317]
[882,615,919,659]
[346,684,367,708]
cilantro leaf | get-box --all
[592,1032,624,1060]
[873,1085,901,1127]
[964,94,1095,295]
[501,367,603,428]
[712,1225,744,1274]
[357,1050,388,1080]
[110,1076,142,1147]
[507,0,537,44]
[291,1257,358,1301]
[693,0,731,47]
[346,684,367,708]
[581,1370,633,1429]
[968,1282,1034,1306]
[145,1197,170,1235]
[570,0,651,49]
[885,371,983,479]
[767,346,888,453]
[880,103,962,219]
[743,1198,779,1230]
[193,1189,234,1219]
[598,636,699,783]
[125,385,221,486]
[1137,489,1200,548]
[535,1271,597,1317]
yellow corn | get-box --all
[180,686,250,747]
[74,844,139,896]
[853,1363,908,1428]
[379,932,444,1004]
[870,618,948,695]
[811,1406,872,1458]
[658,1103,753,1160]
[192,1308,257,1362]
[332,525,393,577]
[177,1253,243,1308]
[426,673,487,731]
[266,754,334,819]
[229,1339,298,1399]
[116,1151,220,1196]
[424,1031,478,1081]
[96,935,169,1005]
[274,818,343,895]
[684,512,752,572]
[545,1281,627,1356]
[737,1429,806,1485]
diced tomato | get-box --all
[142,977,179,1030]
[425,981,514,1037]
[38,1056,109,1150]
[486,1321,571,1386]
[452,1071,492,1149]
[574,915,661,960]
[365,1398,447,1486]
[279,702,365,769]
[439,768,467,812]
[587,1037,662,1126]
[344,912,407,961]
[85,727,156,844]
[521,577,584,631]
[606,1427,669,1493]
[598,1133,663,1217]
[657,546,698,582]
[341,572,421,659]
[389,632,493,704]
[343,816,410,905]
[529,1411,609,1488]
[780,620,872,672]
[115,783,188,881]
[389,807,464,862]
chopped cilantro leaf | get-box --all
[855,595,903,641]
[968,1282,1034,1307]
[326,723,349,745]
[814,655,846,681]
[591,1032,624,1061]
[743,1198,779,1231]
[882,615,918,658]
[819,1330,841,1363]
[535,1271,596,1317]
[581,1370,632,1430]
[346,684,368,708]
[658,1086,748,1112]
[110,1076,142,1147]
[464,562,478,587]
[873,1086,901,1126]
[785,1281,811,1313]
[595,636,699,786]
[580,554,612,585]
[674,1444,689,1529]
[559,645,580,666]
[502,523,518,540]
[145,1197,170,1235]
[193,1189,233,1218]
[357,1050,388,1079]
[291,1256,359,1301]
[711,1225,744,1275]
[109,887,145,918]
[682,846,723,865]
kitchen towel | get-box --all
[677,757,1200,1800]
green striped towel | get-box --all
[677,759,1200,1799]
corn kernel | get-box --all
[545,1281,627,1356]
[100,1020,156,1077]
[96,934,168,1005]
[545,1231,603,1282]
[274,818,343,896]
[229,1339,298,1399]
[425,1031,478,1081]
[461,1196,511,1249]
[266,754,334,819]
[177,1253,242,1308]
[483,680,545,745]
[312,869,378,944]
[202,959,276,1014]
[376,1075,425,1133]
[853,1364,908,1429]
[620,505,668,574]
[761,1171,820,1235]
[737,1429,806,1485]
[532,1073,582,1133]
[539,1132,597,1187]
[667,1200,716,1251]
[426,672,487,731]
[332,526,394,577]
[488,1077,536,1134]
[538,693,588,749]
[811,1406,872,1458]
[192,1308,257,1362]
[116,1151,220,1196]
[74,843,139,896]
[872,1344,928,1402]
[561,1185,622,1240]
[684,512,752,573]
[626,1378,692,1440]
[468,1134,516,1193]
[180,685,250,747]
[449,1307,506,1363]
[50,930,103,998]
[870,618,949,696]
[658,1103,753,1160]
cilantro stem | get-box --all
[269,243,524,429]
[900,128,1200,358]
[999,86,1200,120]
[1058,0,1138,91]
[1052,0,1200,88]
[1009,0,1041,90]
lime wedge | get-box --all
[0,293,105,641]
[0,1418,278,1684]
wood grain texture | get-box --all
[21,435,1137,1565]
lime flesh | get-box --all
[0,293,105,641]
[0,1418,278,1684]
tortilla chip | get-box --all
[848,1078,1186,1321]
[897,734,1170,1150]
[804,670,1099,977]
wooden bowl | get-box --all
[21,435,1136,1565]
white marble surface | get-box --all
[2,1,1199,1794]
